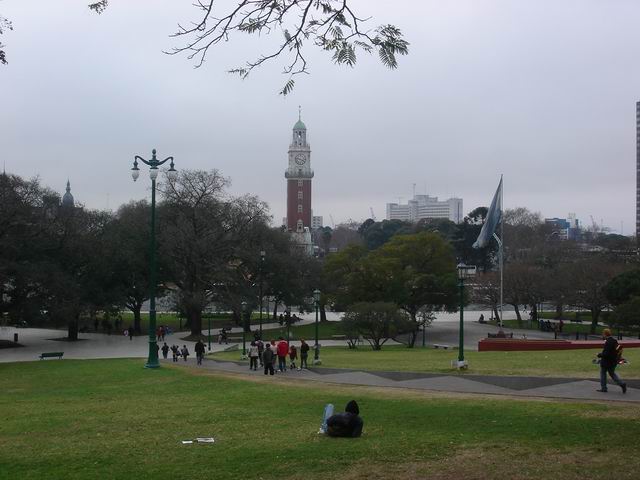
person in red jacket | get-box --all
[276,337,289,372]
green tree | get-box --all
[610,296,640,337]
[371,232,458,347]
[605,270,640,307]
[341,302,411,350]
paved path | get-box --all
[174,356,639,403]
[3,321,636,403]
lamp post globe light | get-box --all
[456,263,476,369]
[131,149,177,369]
[259,250,265,339]
[313,289,321,365]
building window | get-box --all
[298,180,303,187]
[298,205,303,213]
[298,191,303,200]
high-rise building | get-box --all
[386,194,463,223]
[637,101,640,238]
[285,112,314,232]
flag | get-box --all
[473,176,502,249]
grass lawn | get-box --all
[1,359,640,479]
[213,345,640,379]
[258,321,343,341]
[117,312,275,334]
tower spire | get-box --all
[298,105,301,121]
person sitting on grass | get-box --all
[326,400,363,438]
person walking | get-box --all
[289,344,298,370]
[597,329,627,393]
[181,345,190,362]
[277,337,289,372]
[256,338,264,367]
[128,326,134,341]
[195,339,205,365]
[161,342,169,359]
[263,343,275,375]
[171,344,179,362]
[300,339,310,369]
[248,341,259,371]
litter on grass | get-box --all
[181,437,215,445]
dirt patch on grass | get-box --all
[336,448,638,480]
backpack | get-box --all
[616,343,624,364]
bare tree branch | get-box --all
[169,0,409,94]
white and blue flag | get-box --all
[473,176,503,249]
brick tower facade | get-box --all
[285,114,313,232]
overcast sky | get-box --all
[1,1,638,233]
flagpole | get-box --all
[499,174,504,328]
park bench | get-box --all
[331,335,346,340]
[433,344,451,349]
[39,352,64,360]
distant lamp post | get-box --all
[207,314,212,351]
[240,302,248,358]
[456,263,476,369]
[131,149,177,369]
[313,289,321,365]
[259,250,265,338]
[285,307,291,344]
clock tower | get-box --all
[285,111,313,232]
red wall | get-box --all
[478,338,640,352]
[286,179,312,230]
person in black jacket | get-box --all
[262,343,275,376]
[326,400,363,438]
[597,329,627,393]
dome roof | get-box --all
[62,180,74,207]
[293,119,306,130]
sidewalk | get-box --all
[172,356,640,404]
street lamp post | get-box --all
[313,289,321,365]
[131,149,177,369]
[285,308,291,344]
[259,250,265,339]
[241,301,248,358]
[208,315,211,351]
[456,263,476,369]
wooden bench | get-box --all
[39,352,64,360]
[433,344,451,349]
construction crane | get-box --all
[329,214,336,228]
[369,207,376,221]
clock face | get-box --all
[295,154,306,166]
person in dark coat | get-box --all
[194,340,205,365]
[597,329,627,393]
[262,343,275,376]
[171,344,179,362]
[326,400,363,438]
[161,343,170,359]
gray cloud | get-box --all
[1,0,637,233]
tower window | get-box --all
[298,191,303,200]
[298,180,303,187]
[298,205,303,213]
